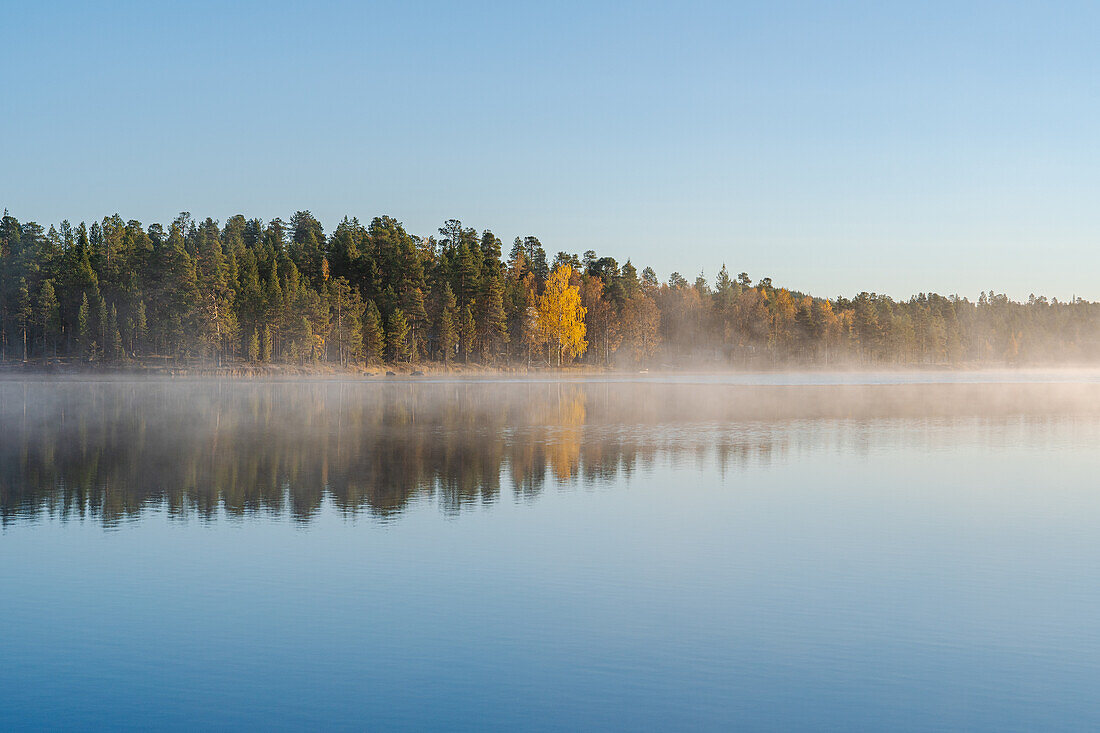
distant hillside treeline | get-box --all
[1,210,1098,367]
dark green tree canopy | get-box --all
[2,209,1097,369]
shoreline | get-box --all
[3,359,1100,382]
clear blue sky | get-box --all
[3,0,1098,300]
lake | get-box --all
[3,375,1100,731]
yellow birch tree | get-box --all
[536,265,587,366]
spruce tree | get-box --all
[438,283,457,362]
[17,278,31,361]
[401,287,427,360]
[387,308,411,362]
[77,292,90,359]
[248,329,260,363]
[262,325,273,362]
[480,275,508,362]
[95,294,108,361]
[363,300,385,364]
[108,304,123,361]
[36,280,59,359]
[459,303,476,363]
[132,300,147,355]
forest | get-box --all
[2,210,1099,369]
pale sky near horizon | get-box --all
[3,1,1098,300]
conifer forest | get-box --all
[1,210,1097,368]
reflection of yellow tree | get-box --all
[535,265,587,366]
[510,386,587,483]
[546,389,586,480]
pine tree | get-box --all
[151,224,198,357]
[194,218,235,363]
[328,277,364,365]
[522,236,549,281]
[455,243,483,306]
[288,211,326,287]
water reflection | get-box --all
[3,379,1100,526]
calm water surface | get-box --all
[3,377,1100,730]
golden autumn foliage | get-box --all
[535,265,587,365]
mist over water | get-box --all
[5,374,1100,525]
[4,375,1100,730]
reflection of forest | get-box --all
[3,380,1100,525]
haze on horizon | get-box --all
[3,0,1098,301]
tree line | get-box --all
[2,210,1099,368]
